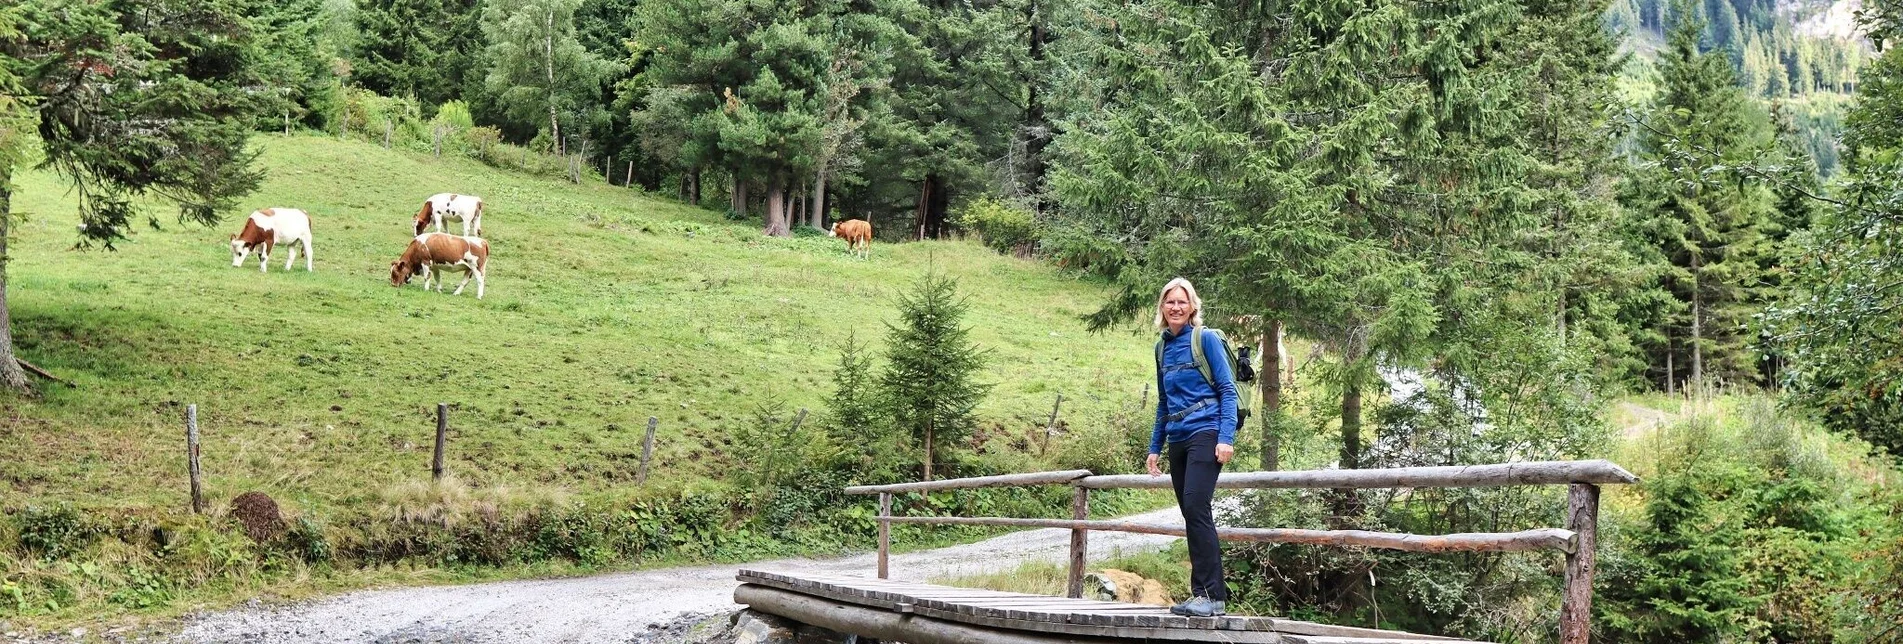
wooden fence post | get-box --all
[186,404,204,514]
[878,492,892,580]
[625,160,634,188]
[638,416,658,484]
[1560,483,1600,644]
[1067,486,1088,598]
[383,120,392,148]
[1039,394,1064,455]
[432,403,448,481]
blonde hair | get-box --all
[1153,277,1204,330]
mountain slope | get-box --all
[0,134,1154,514]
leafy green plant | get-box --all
[16,505,93,561]
[956,197,1039,256]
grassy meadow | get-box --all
[1,134,1158,512]
[0,133,1180,623]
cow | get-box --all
[829,219,872,260]
[413,193,485,237]
[230,208,314,272]
[390,233,490,299]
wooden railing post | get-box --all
[1560,483,1600,644]
[186,404,204,515]
[638,416,658,484]
[1066,486,1088,598]
[878,492,892,579]
[432,403,448,481]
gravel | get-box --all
[171,506,1186,643]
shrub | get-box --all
[956,197,1040,256]
[16,505,94,560]
[284,517,332,564]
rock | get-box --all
[730,610,797,644]
[1087,569,1174,607]
[793,624,857,644]
[70,627,87,638]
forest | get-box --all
[3,0,1903,639]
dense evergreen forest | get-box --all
[4,0,1903,638]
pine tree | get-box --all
[1048,0,1623,469]
[1598,466,1755,639]
[354,0,484,110]
[1627,0,1772,389]
[631,0,907,236]
[0,0,266,392]
[880,272,989,481]
[1770,2,1903,456]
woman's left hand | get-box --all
[1215,443,1233,464]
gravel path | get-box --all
[173,506,1186,643]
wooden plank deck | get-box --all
[736,569,1485,644]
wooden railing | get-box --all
[844,459,1638,644]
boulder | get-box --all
[1085,569,1173,607]
[731,610,797,644]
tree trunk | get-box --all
[1341,375,1362,470]
[811,169,827,229]
[734,178,749,218]
[915,180,930,240]
[1024,1,1050,213]
[1260,320,1284,471]
[1665,335,1676,395]
[688,167,701,206]
[1690,253,1703,389]
[764,178,790,237]
[545,10,563,157]
[1557,289,1568,343]
[915,174,949,240]
[0,174,34,393]
[923,420,935,482]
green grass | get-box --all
[0,133,1160,516]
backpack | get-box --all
[1154,325,1256,428]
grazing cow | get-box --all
[413,193,485,237]
[230,208,314,272]
[829,219,872,259]
[390,233,490,299]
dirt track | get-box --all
[174,506,1185,643]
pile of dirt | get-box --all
[230,492,286,542]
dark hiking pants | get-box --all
[1168,430,1228,601]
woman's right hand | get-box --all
[1146,453,1162,477]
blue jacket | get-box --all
[1150,325,1239,455]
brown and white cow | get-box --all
[829,219,872,260]
[413,193,485,237]
[390,233,490,299]
[229,208,314,272]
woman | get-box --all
[1145,277,1236,617]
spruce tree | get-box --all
[880,272,989,481]
[0,0,266,392]
[1628,0,1773,388]
[354,0,484,110]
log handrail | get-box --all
[1079,459,1637,489]
[855,458,1634,644]
[845,460,1636,495]
[844,469,1093,495]
[881,516,1577,554]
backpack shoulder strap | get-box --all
[1190,325,1216,387]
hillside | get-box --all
[0,133,1155,515]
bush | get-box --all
[284,517,332,564]
[956,197,1040,256]
[16,505,94,560]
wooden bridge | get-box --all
[733,460,1638,644]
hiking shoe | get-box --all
[1169,596,1226,617]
